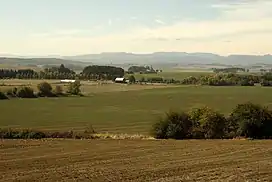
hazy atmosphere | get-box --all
[1,0,272,56]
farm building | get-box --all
[60,79,76,83]
[114,77,126,83]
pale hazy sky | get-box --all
[0,0,271,56]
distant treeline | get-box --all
[80,65,124,80]
[0,64,271,87]
[0,64,76,79]
[212,67,248,73]
[135,73,272,86]
[127,66,160,74]
[0,64,125,80]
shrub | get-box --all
[229,102,272,138]
[151,119,169,139]
[0,129,46,139]
[48,131,74,138]
[151,111,193,139]
[6,87,17,97]
[16,87,36,98]
[189,107,227,139]
[0,127,96,139]
[128,75,136,83]
[54,85,64,96]
[0,91,8,100]
[240,80,255,86]
[67,80,81,95]
[37,82,54,97]
[84,125,96,134]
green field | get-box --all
[1,139,272,181]
[0,79,173,94]
[127,71,213,80]
[0,85,271,134]
[1,79,272,182]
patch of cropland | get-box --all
[1,139,272,181]
[129,71,212,81]
[0,86,271,134]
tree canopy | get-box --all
[128,66,156,74]
[82,65,124,80]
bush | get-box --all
[151,111,193,139]
[37,82,54,97]
[0,127,96,139]
[189,107,227,139]
[54,85,64,95]
[240,80,255,86]
[0,129,46,139]
[6,87,17,97]
[48,131,74,138]
[229,102,272,138]
[67,80,81,95]
[0,91,8,100]
[16,87,36,98]
[128,75,136,83]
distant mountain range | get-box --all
[63,52,272,66]
[1,52,271,68]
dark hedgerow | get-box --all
[0,129,46,139]
[0,126,96,139]
[228,102,272,139]
[37,82,56,97]
[16,87,36,98]
[151,111,193,139]
[189,107,227,139]
[0,91,9,100]
[151,103,272,140]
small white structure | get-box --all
[60,79,76,83]
[114,77,126,83]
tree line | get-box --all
[212,67,248,73]
[127,66,159,74]
[151,102,272,140]
[80,65,125,80]
[0,81,82,100]
[0,64,125,80]
[0,64,271,87]
[134,73,272,86]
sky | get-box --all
[0,0,271,56]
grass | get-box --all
[0,85,271,134]
[0,79,174,94]
[128,71,213,80]
[1,139,272,181]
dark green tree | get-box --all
[228,102,272,138]
[189,107,227,139]
[151,111,193,139]
[37,82,53,97]
[128,75,136,83]
[67,80,81,95]
[17,87,36,98]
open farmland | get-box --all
[0,85,271,134]
[129,71,213,81]
[1,139,272,181]
[0,79,175,94]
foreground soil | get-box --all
[1,139,272,182]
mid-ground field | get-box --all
[0,84,271,134]
[0,79,174,94]
[128,71,213,81]
[1,139,272,181]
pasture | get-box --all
[0,79,174,94]
[129,71,213,81]
[1,139,272,181]
[0,84,271,134]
